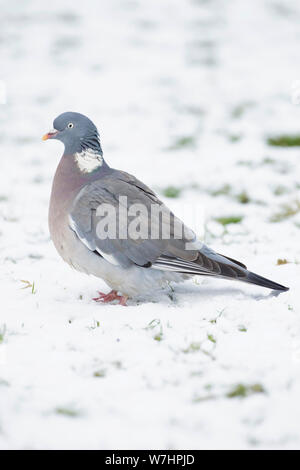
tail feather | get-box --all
[196,250,289,292]
[217,253,247,270]
[153,250,289,292]
[245,271,289,292]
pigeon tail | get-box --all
[152,251,289,292]
[196,250,289,292]
[245,271,289,292]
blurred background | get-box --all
[0,0,300,450]
[1,0,300,253]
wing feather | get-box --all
[69,170,198,268]
[69,169,249,282]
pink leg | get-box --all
[93,290,128,306]
[118,295,128,306]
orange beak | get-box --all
[42,129,59,141]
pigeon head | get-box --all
[43,112,103,156]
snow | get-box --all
[0,0,300,449]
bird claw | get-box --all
[93,290,128,306]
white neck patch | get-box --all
[74,148,103,173]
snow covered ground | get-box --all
[0,0,300,450]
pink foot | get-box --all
[118,295,128,306]
[93,290,120,302]
[93,290,128,306]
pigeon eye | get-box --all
[67,122,74,129]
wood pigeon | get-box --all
[43,112,289,305]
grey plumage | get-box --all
[69,170,196,267]
[45,112,289,300]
